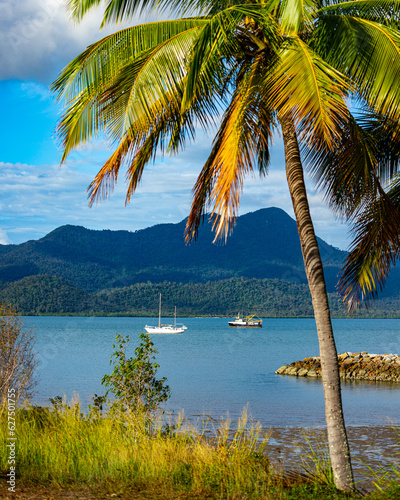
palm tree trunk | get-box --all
[280,113,355,491]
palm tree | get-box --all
[53,0,400,491]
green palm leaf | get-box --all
[338,179,400,309]
[315,13,400,121]
[181,4,282,110]
[317,0,400,26]
[68,0,229,25]
[303,114,380,218]
[263,36,350,151]
[280,0,316,33]
[53,20,207,99]
[53,19,207,160]
[68,0,162,25]
[186,56,275,241]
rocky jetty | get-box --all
[276,352,400,382]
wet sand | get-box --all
[265,424,399,489]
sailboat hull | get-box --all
[144,325,186,334]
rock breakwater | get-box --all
[276,352,400,382]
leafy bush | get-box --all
[101,333,170,419]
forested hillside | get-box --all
[0,208,346,292]
[1,208,399,317]
[1,274,399,318]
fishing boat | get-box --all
[145,294,187,334]
[228,313,262,328]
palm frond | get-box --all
[280,0,316,33]
[87,135,131,204]
[338,178,400,309]
[314,13,400,121]
[303,114,380,219]
[52,19,208,100]
[87,85,186,206]
[186,57,275,242]
[53,20,207,160]
[110,27,200,137]
[67,0,225,25]
[124,125,164,204]
[301,103,400,309]
[182,6,246,110]
[85,36,225,207]
[68,0,162,25]
[180,2,284,113]
[68,0,103,21]
[317,0,400,28]
[356,111,400,180]
[264,36,351,152]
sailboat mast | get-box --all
[159,293,161,327]
[174,306,177,327]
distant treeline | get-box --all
[1,274,399,318]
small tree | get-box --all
[102,333,170,419]
[0,304,38,405]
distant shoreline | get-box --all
[21,312,400,319]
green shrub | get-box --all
[101,333,170,420]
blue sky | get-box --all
[0,0,350,249]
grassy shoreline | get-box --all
[1,405,399,499]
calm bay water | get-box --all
[30,316,400,428]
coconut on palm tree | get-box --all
[52,0,400,491]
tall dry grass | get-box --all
[1,400,399,499]
[0,400,271,497]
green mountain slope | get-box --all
[1,207,399,317]
[0,207,346,293]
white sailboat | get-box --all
[145,294,187,334]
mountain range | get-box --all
[0,207,398,316]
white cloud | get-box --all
[0,2,354,251]
[0,229,10,245]
[20,81,54,101]
[0,125,352,250]
[0,148,202,243]
[0,0,158,81]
